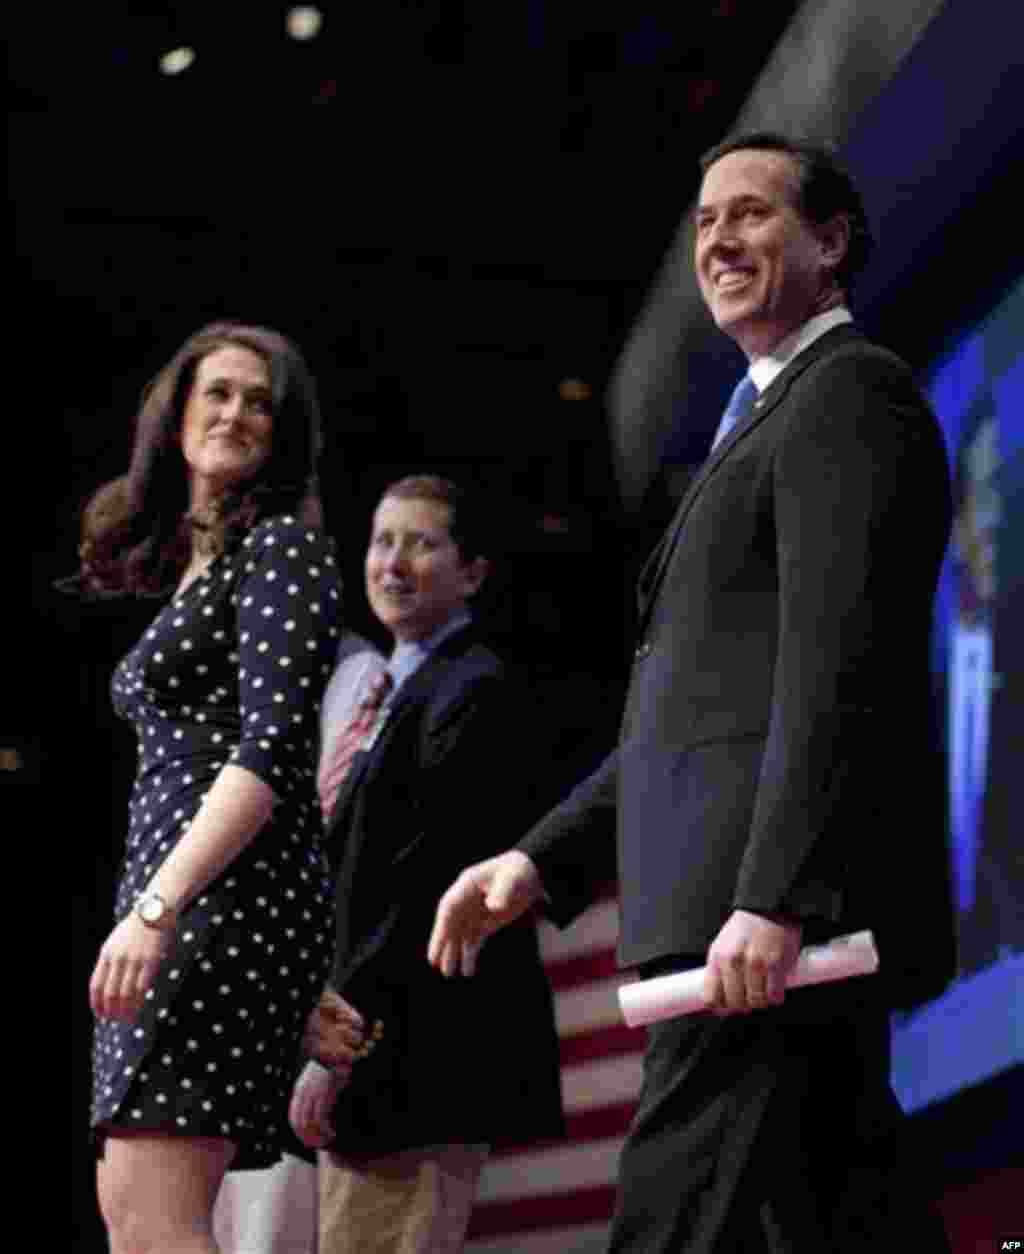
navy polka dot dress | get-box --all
[92,515,342,1168]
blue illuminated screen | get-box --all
[890,276,1024,1112]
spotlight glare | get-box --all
[159,46,196,75]
[287,6,323,40]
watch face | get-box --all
[139,895,164,923]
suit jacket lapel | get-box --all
[326,626,474,822]
[636,325,862,635]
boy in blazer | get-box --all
[290,475,563,1254]
[428,135,954,1251]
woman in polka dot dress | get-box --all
[82,324,343,1253]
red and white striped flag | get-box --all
[467,892,645,1253]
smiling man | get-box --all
[429,134,955,1251]
[289,475,563,1254]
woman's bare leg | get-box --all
[97,1132,237,1254]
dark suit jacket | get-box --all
[522,325,956,1009]
[323,625,564,1155]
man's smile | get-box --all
[712,267,756,292]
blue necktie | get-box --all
[711,374,758,452]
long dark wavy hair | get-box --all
[68,322,323,598]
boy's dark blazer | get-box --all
[521,324,956,1010]
[323,624,564,1155]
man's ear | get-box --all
[819,212,851,274]
[463,556,490,598]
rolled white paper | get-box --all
[618,930,879,1028]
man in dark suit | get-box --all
[290,474,563,1254]
[429,134,955,1251]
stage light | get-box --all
[287,6,323,40]
[558,378,592,402]
[159,46,195,75]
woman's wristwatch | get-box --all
[134,890,178,930]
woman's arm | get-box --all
[143,763,275,909]
[90,515,344,1022]
[89,765,275,1021]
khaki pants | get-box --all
[318,1143,489,1254]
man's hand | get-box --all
[288,1061,348,1149]
[427,851,543,977]
[303,988,365,1069]
[703,909,802,1014]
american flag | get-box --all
[466,892,645,1253]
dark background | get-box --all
[9,2,1021,1247]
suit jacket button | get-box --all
[634,641,651,661]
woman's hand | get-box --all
[89,913,173,1021]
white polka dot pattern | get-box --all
[92,516,342,1168]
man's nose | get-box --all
[383,544,411,572]
[702,218,738,255]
